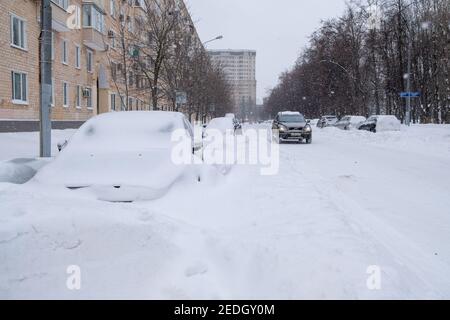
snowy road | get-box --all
[0,125,449,299]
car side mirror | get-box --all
[307,120,311,124]
[57,139,68,152]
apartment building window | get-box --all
[110,0,116,17]
[110,93,116,111]
[111,62,117,80]
[62,40,68,64]
[85,87,93,109]
[63,82,69,107]
[51,32,55,60]
[83,5,105,33]
[87,50,93,72]
[52,0,69,10]
[10,14,27,50]
[129,71,134,86]
[11,71,28,104]
[128,97,134,110]
[120,95,125,110]
[75,45,81,68]
[76,85,81,108]
[51,78,55,106]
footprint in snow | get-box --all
[185,262,208,278]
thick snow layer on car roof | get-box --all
[349,116,366,124]
[32,111,197,193]
[376,115,401,132]
[206,117,235,132]
[279,111,301,115]
[64,111,188,152]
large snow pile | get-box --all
[0,130,76,161]
[0,158,50,184]
[32,112,202,202]
[206,117,235,133]
[0,124,449,299]
[349,116,367,128]
[375,115,401,132]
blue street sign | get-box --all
[400,92,421,98]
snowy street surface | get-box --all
[0,125,449,299]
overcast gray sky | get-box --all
[186,0,347,103]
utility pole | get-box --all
[405,26,412,126]
[404,3,413,126]
[39,0,52,157]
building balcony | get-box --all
[51,2,70,32]
[82,27,106,51]
[82,0,106,12]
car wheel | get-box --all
[306,137,312,144]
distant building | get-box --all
[0,0,199,131]
[208,49,256,119]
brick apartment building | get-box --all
[0,0,196,131]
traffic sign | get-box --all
[176,91,187,104]
[400,92,421,98]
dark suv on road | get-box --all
[272,112,312,144]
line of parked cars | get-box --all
[316,114,401,133]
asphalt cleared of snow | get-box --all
[0,125,449,299]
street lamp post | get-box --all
[202,35,223,46]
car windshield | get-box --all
[279,114,305,123]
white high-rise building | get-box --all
[208,50,256,118]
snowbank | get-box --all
[32,112,201,202]
[1,123,449,299]
[376,115,401,132]
[0,130,76,161]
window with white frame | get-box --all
[51,78,55,106]
[52,0,69,10]
[110,0,116,17]
[120,95,125,110]
[11,71,27,103]
[83,4,105,33]
[128,97,134,110]
[62,40,68,64]
[76,85,81,108]
[110,93,116,111]
[51,32,55,60]
[87,50,93,72]
[10,14,27,50]
[63,82,69,107]
[85,87,93,109]
[75,45,80,68]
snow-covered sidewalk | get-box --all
[0,125,449,299]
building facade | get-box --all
[208,49,256,119]
[0,0,197,130]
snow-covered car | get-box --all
[334,116,367,130]
[202,117,236,174]
[317,115,338,128]
[32,111,199,202]
[272,111,312,144]
[357,115,401,133]
[203,117,236,137]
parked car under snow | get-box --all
[357,115,401,133]
[317,115,339,128]
[32,111,200,202]
[334,116,366,130]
